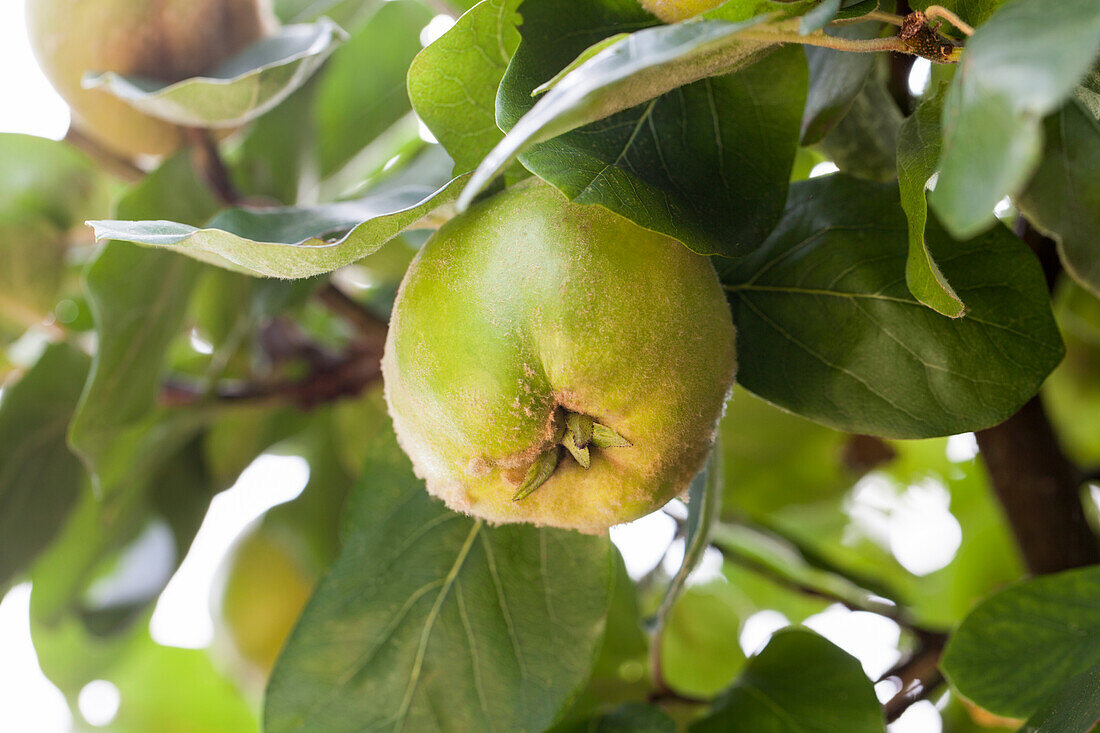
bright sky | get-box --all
[0,2,955,727]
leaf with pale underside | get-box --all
[931,0,1100,238]
[88,177,464,279]
[897,82,966,317]
[84,19,346,128]
[1018,99,1100,298]
[407,0,523,175]
[459,8,785,210]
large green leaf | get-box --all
[659,584,748,697]
[1018,100,1100,297]
[815,75,902,183]
[69,154,219,486]
[799,23,880,145]
[314,1,432,177]
[487,0,806,256]
[460,3,770,206]
[722,175,1063,438]
[407,0,522,174]
[896,82,966,317]
[84,19,346,128]
[89,177,463,279]
[0,342,90,591]
[1020,663,1100,733]
[941,566,1100,720]
[690,628,884,732]
[264,425,614,733]
[931,0,1100,238]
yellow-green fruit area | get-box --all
[26,0,274,158]
[638,0,726,22]
[382,180,737,533]
[217,527,314,675]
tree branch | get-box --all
[975,397,1099,574]
[161,340,382,410]
[187,128,242,206]
[975,221,1100,575]
[64,126,146,183]
[881,630,947,723]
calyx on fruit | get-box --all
[26,0,276,158]
[638,0,726,23]
[382,180,737,533]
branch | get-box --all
[880,630,947,723]
[975,221,1100,575]
[186,128,242,206]
[64,126,146,183]
[160,340,382,410]
[975,397,1100,574]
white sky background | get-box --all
[0,3,954,728]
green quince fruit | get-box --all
[26,0,275,158]
[382,180,736,533]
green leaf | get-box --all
[659,583,748,697]
[815,75,903,183]
[84,19,346,128]
[462,8,806,222]
[1020,663,1100,733]
[89,177,464,279]
[722,175,1063,438]
[897,82,966,317]
[264,424,614,733]
[69,154,219,486]
[549,704,676,733]
[0,342,90,591]
[719,388,852,519]
[710,523,899,619]
[0,134,109,325]
[691,628,884,732]
[1018,100,1100,297]
[653,448,722,629]
[0,133,107,228]
[559,554,649,718]
[230,80,317,204]
[408,0,522,174]
[315,1,433,177]
[942,566,1100,720]
[800,23,880,145]
[931,0,1100,238]
[489,0,807,256]
[800,0,840,34]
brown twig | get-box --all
[975,397,1100,574]
[881,631,948,723]
[64,126,146,183]
[186,128,242,206]
[974,221,1100,575]
[160,340,382,410]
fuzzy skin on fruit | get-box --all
[26,0,275,158]
[638,0,726,22]
[382,181,736,533]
